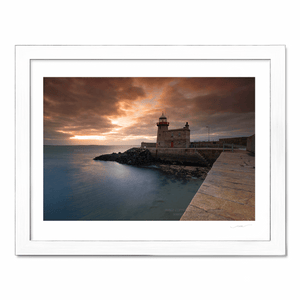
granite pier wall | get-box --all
[145,147,223,166]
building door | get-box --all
[171,141,173,148]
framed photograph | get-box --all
[15,45,285,255]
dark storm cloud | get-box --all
[159,77,255,114]
[44,77,145,117]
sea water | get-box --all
[44,145,204,220]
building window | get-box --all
[178,132,181,137]
[171,133,173,137]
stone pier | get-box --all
[180,151,255,221]
[143,147,223,166]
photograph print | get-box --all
[44,77,255,221]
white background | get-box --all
[1,1,297,300]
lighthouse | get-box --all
[155,112,190,148]
[156,112,169,148]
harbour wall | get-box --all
[246,134,255,153]
[144,147,223,166]
[141,142,156,148]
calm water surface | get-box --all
[44,145,203,220]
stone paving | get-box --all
[180,151,255,221]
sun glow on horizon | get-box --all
[70,135,106,140]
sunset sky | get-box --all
[44,77,255,145]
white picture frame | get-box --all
[15,45,286,255]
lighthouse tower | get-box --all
[156,112,169,148]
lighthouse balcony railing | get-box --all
[157,122,169,125]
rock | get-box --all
[93,148,211,180]
[93,147,156,166]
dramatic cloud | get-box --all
[44,77,255,145]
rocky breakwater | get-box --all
[93,147,210,180]
[93,147,156,166]
[158,165,209,180]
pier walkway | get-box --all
[180,151,255,221]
